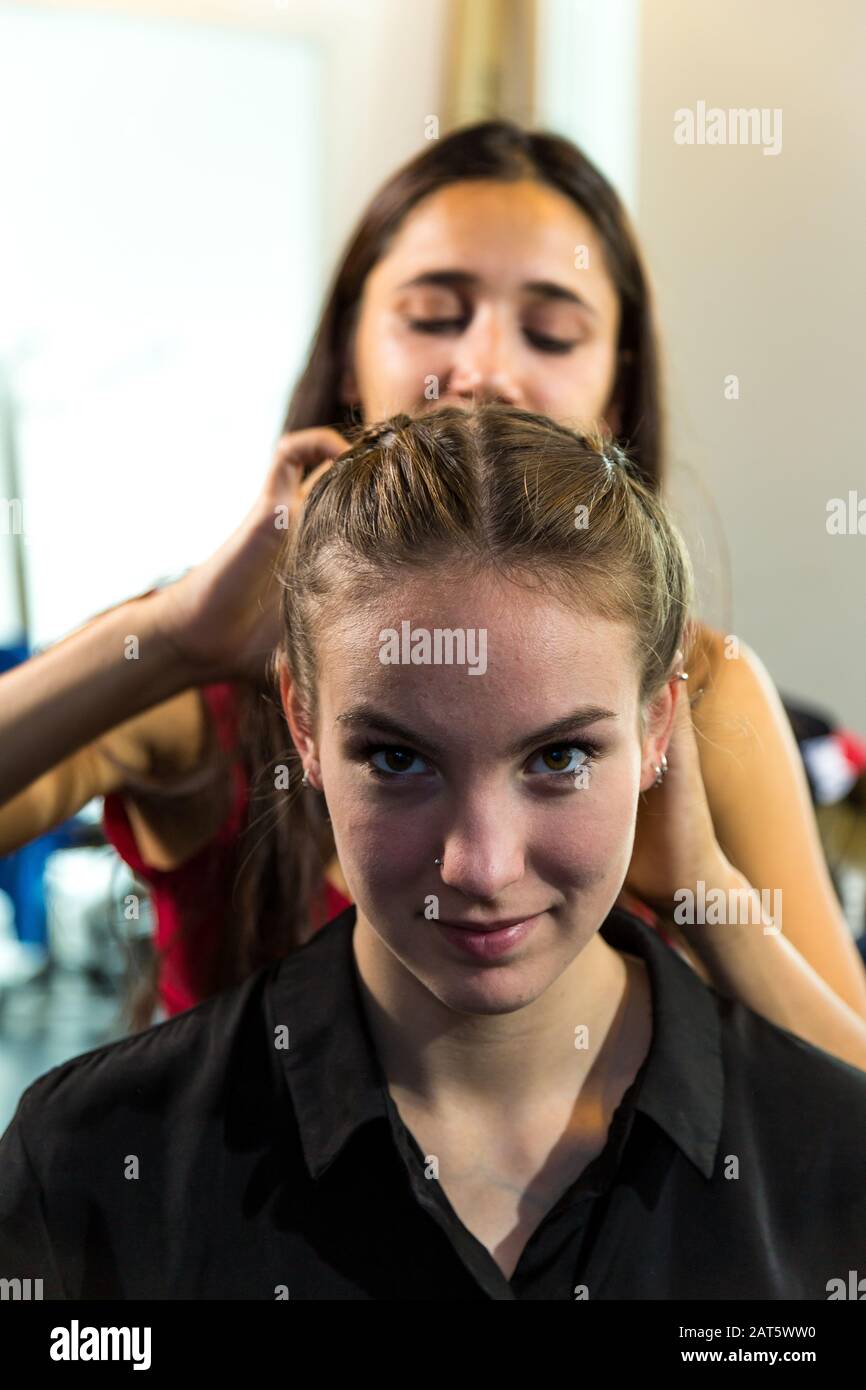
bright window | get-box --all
[0,7,322,647]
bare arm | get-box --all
[0,426,349,863]
[0,685,212,858]
[0,589,230,865]
[672,856,866,1073]
[627,627,866,1073]
[695,634,866,1022]
[0,592,201,808]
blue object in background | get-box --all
[0,641,28,675]
[0,827,77,945]
[0,641,79,946]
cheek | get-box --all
[323,751,641,901]
[542,760,639,883]
[322,765,432,890]
[358,314,449,410]
[534,346,617,422]
[328,801,440,937]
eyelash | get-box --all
[355,739,602,784]
[406,318,580,355]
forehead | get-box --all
[317,569,639,742]
[367,179,619,310]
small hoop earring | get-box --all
[653,753,668,787]
[301,770,310,788]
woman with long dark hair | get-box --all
[2,121,865,1066]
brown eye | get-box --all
[367,745,429,778]
[526,743,600,778]
[381,749,413,772]
[542,749,573,771]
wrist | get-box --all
[130,589,213,691]
[671,855,780,952]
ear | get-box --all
[278,654,323,791]
[637,671,679,793]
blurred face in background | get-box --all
[341,179,623,434]
[283,564,670,1018]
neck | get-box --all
[352,912,645,1119]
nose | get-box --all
[446,306,523,407]
[435,797,526,903]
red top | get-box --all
[103,681,672,1017]
[102,683,351,1017]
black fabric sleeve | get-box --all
[0,1097,67,1299]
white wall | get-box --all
[636,0,866,728]
[0,0,448,648]
[536,0,640,215]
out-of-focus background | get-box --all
[1,0,864,1128]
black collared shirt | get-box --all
[2,904,865,1300]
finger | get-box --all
[669,676,700,752]
[299,455,338,499]
[644,679,696,801]
[273,428,350,473]
[664,681,714,827]
[265,430,348,510]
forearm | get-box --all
[671,861,866,1074]
[0,593,195,805]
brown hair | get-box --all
[279,404,693,780]
[127,119,669,1027]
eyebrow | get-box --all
[335,704,619,759]
[395,269,598,318]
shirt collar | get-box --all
[600,909,724,1179]
[266,904,724,1183]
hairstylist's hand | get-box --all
[152,428,350,685]
[622,650,732,924]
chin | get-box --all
[414,956,559,1018]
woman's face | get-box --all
[341,179,623,432]
[283,567,672,1016]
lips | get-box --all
[437,915,542,934]
[435,913,544,960]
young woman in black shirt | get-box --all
[5,404,864,1300]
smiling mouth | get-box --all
[437,913,546,934]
